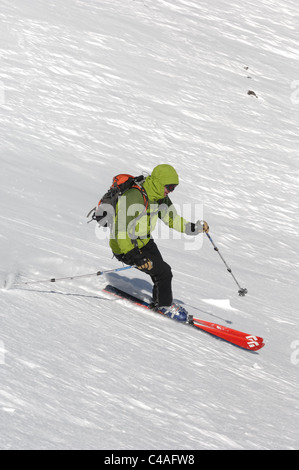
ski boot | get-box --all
[160,302,193,324]
[149,301,159,311]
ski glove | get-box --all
[137,259,153,271]
[122,247,153,271]
[185,220,209,235]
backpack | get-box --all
[87,174,148,228]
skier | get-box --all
[110,164,209,322]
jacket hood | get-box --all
[143,164,179,201]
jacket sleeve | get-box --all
[158,197,189,233]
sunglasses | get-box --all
[165,184,178,192]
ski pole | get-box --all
[12,265,134,287]
[205,232,248,296]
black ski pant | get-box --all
[114,239,173,307]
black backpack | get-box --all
[87,173,148,228]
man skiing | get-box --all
[110,164,209,323]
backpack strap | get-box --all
[126,178,149,249]
[131,176,148,211]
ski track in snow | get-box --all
[0,0,298,450]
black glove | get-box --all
[185,220,209,235]
[123,248,153,271]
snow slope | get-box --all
[0,0,298,450]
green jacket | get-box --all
[109,164,190,255]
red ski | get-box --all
[103,284,265,351]
[192,318,264,351]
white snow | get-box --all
[0,0,298,450]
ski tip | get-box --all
[245,338,265,351]
[244,336,265,351]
